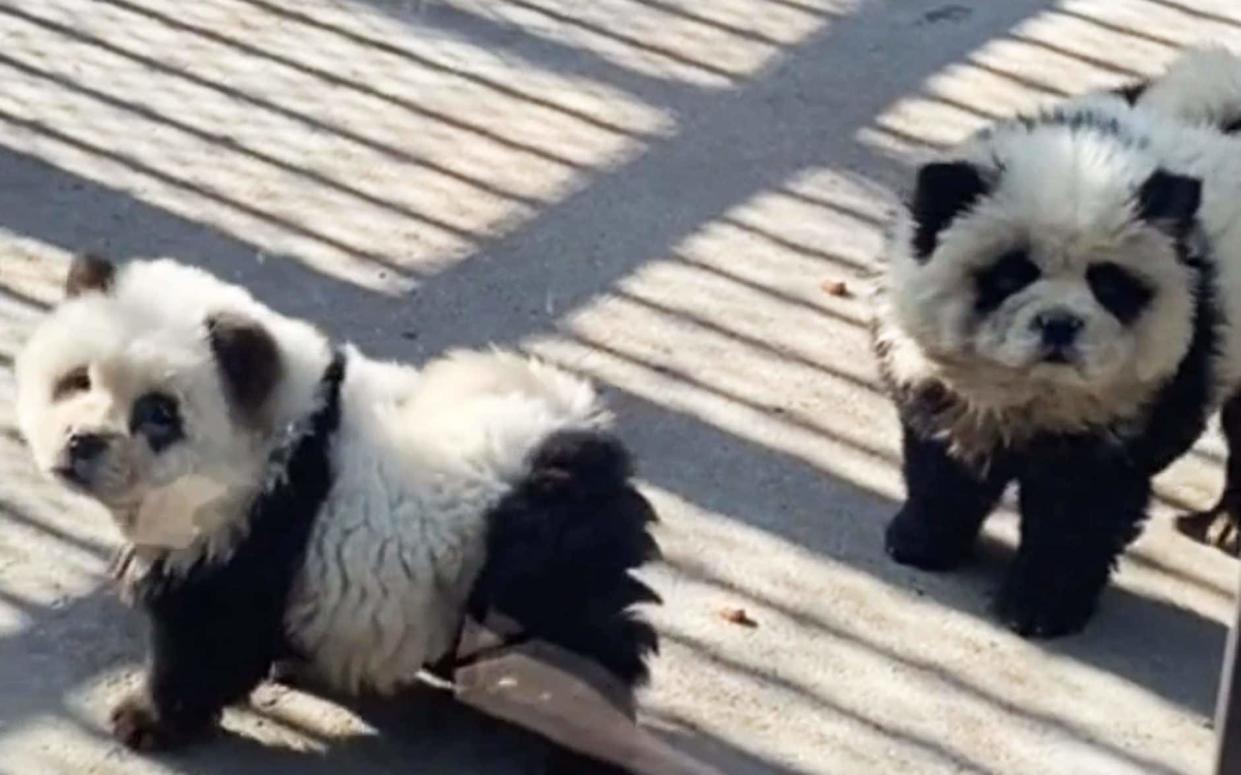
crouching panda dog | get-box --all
[871,51,1241,638]
[16,256,659,772]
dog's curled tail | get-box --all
[469,429,661,688]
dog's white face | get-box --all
[889,110,1201,405]
[16,258,287,544]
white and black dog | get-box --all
[872,48,1241,637]
[16,256,659,771]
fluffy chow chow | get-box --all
[17,256,659,772]
[872,48,1241,637]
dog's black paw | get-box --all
[995,568,1096,639]
[109,690,209,751]
[1175,506,1240,556]
[884,507,974,571]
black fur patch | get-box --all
[1137,169,1201,236]
[1086,262,1152,326]
[462,430,660,775]
[467,430,661,688]
[129,391,185,454]
[972,249,1039,314]
[1113,81,1147,105]
[206,313,283,426]
[65,254,116,298]
[1223,117,1241,134]
[910,161,989,261]
[120,352,345,742]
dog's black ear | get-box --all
[206,312,283,425]
[1137,169,1201,236]
[910,161,989,261]
[65,254,116,298]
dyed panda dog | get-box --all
[16,256,659,771]
[871,50,1241,637]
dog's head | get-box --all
[15,257,321,543]
[887,105,1201,406]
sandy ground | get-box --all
[1,0,1241,772]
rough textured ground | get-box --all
[1,0,1240,773]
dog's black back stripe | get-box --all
[133,351,345,723]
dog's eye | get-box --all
[130,392,184,452]
[1087,262,1152,324]
[974,250,1040,313]
[53,367,91,400]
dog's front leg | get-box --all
[885,421,1013,570]
[111,601,275,750]
[999,440,1150,638]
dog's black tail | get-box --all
[467,428,661,688]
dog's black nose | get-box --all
[67,433,108,466]
[1034,310,1084,349]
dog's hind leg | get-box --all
[1177,393,1241,556]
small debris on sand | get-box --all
[719,607,758,628]
[822,280,851,298]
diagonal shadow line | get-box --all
[549,330,897,466]
[0,52,519,239]
[0,107,413,273]
[1146,0,1241,29]
[1009,31,1147,78]
[0,4,535,214]
[966,58,1073,98]
[620,0,788,47]
[0,496,111,561]
[717,215,871,271]
[230,0,648,140]
[660,629,1002,775]
[1051,7,1181,51]
[392,1,710,110]
[496,0,748,83]
[665,552,1185,775]
[773,186,890,229]
[0,585,40,617]
[611,288,879,393]
[759,0,838,17]
[1125,548,1234,602]
[0,280,51,311]
[96,0,588,172]
[671,251,868,328]
[866,120,954,153]
[924,90,1011,122]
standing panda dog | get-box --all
[872,49,1241,637]
[16,256,659,771]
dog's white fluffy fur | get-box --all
[1136,46,1241,130]
[17,259,609,693]
[874,49,1241,456]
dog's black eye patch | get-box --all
[1087,262,1152,325]
[973,250,1040,314]
[130,391,184,453]
[53,366,91,401]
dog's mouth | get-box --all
[53,463,95,492]
[1040,345,1077,365]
